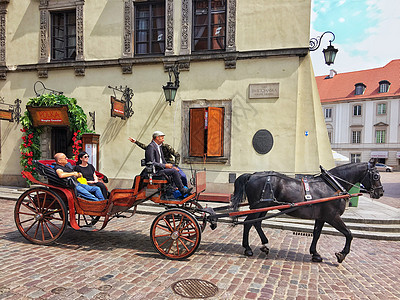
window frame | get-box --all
[182,99,231,164]
[353,104,362,116]
[377,103,387,115]
[375,130,386,144]
[51,10,77,61]
[354,83,366,95]
[350,153,361,163]
[351,130,361,144]
[192,0,227,52]
[379,80,390,93]
[324,107,332,119]
[134,1,166,56]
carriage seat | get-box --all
[34,160,77,189]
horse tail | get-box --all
[231,173,252,211]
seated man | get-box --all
[54,153,105,201]
[144,131,191,196]
[128,136,187,186]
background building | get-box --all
[0,0,333,190]
[318,59,400,170]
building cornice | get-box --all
[2,48,309,77]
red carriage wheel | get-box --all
[150,208,201,260]
[180,200,207,232]
[14,187,67,245]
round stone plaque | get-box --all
[252,129,274,154]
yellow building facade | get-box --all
[0,0,334,190]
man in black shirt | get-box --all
[54,153,104,201]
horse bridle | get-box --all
[331,162,383,195]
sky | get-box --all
[310,0,400,76]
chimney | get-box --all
[329,69,337,78]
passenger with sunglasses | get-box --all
[74,151,108,198]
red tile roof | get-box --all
[316,59,400,103]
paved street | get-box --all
[1,198,400,300]
[376,172,400,209]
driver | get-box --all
[144,131,191,196]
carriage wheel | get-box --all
[14,187,67,245]
[150,208,201,260]
[181,200,207,232]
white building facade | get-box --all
[317,60,400,170]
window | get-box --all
[376,130,386,144]
[352,130,361,144]
[354,83,366,95]
[379,80,390,93]
[324,108,332,119]
[190,107,224,157]
[193,0,226,51]
[51,11,76,60]
[182,99,231,163]
[353,105,362,116]
[327,130,332,143]
[377,103,386,115]
[351,153,361,163]
[135,1,165,55]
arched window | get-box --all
[354,83,366,95]
[379,80,390,93]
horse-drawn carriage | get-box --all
[14,158,384,263]
[15,159,207,259]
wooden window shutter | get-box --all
[189,108,206,156]
[207,107,224,156]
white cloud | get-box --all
[338,17,345,23]
[311,0,400,76]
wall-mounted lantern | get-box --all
[163,64,180,105]
[309,31,338,66]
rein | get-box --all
[329,163,382,194]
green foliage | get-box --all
[20,94,92,183]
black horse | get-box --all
[231,158,384,263]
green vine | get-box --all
[20,94,92,183]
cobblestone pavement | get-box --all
[1,199,400,300]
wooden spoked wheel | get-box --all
[14,187,67,245]
[180,200,206,232]
[150,208,201,260]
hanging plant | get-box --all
[20,94,92,183]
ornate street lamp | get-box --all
[309,31,338,66]
[163,64,180,105]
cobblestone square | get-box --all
[1,198,400,299]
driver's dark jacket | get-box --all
[136,140,180,166]
[145,141,167,172]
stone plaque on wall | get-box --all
[249,83,279,99]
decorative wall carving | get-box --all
[123,1,132,58]
[226,0,236,52]
[39,10,49,63]
[0,0,10,79]
[180,0,190,55]
[76,4,84,61]
[165,0,174,55]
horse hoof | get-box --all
[335,252,346,263]
[311,255,323,262]
[244,249,253,256]
[260,245,269,255]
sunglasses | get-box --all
[82,155,89,158]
